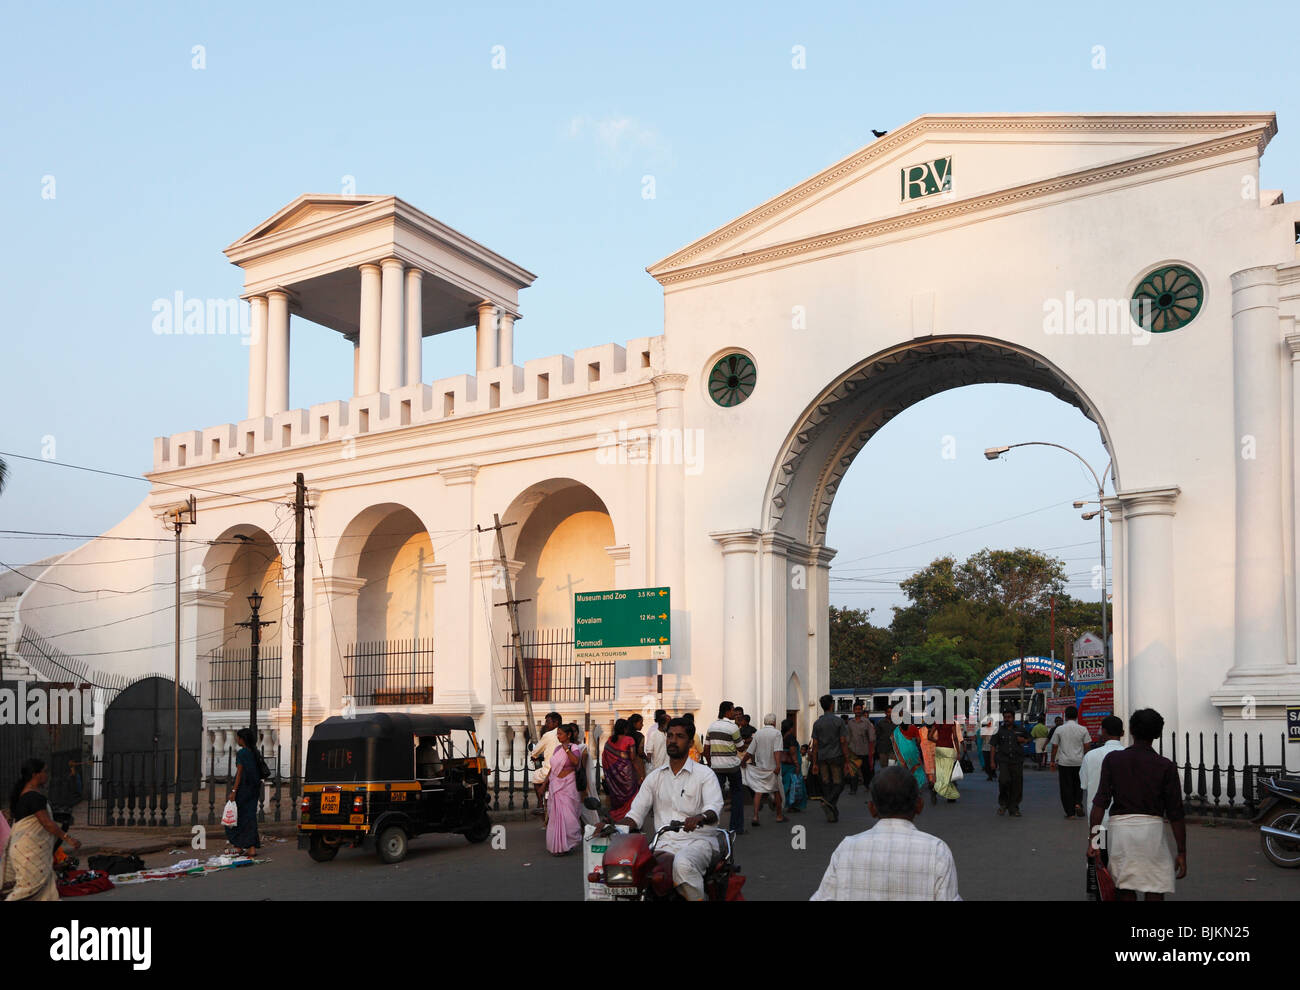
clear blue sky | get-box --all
[1,0,1295,620]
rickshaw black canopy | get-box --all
[305,713,478,782]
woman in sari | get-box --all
[224,728,262,857]
[892,721,929,797]
[932,721,960,801]
[779,718,807,812]
[601,718,643,819]
[546,724,585,855]
[919,724,938,803]
[3,758,80,901]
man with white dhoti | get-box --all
[742,714,785,825]
[529,712,563,817]
[1087,708,1187,901]
[622,718,724,901]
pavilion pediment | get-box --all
[227,195,386,249]
[648,112,1276,284]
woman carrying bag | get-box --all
[224,728,262,857]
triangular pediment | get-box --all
[226,194,386,250]
[648,112,1276,283]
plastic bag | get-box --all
[950,761,964,783]
[221,801,238,827]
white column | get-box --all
[380,258,405,391]
[605,544,631,590]
[180,589,232,699]
[266,290,290,415]
[653,374,689,679]
[712,530,760,711]
[476,302,498,371]
[438,465,482,711]
[351,336,360,396]
[1286,328,1300,666]
[1120,487,1180,733]
[405,268,423,386]
[1230,267,1287,674]
[1103,497,1128,724]
[358,263,381,395]
[498,312,515,367]
[247,296,268,419]
[312,575,364,712]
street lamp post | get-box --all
[236,590,275,741]
[984,442,1112,673]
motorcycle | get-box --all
[583,796,745,900]
[1255,775,1300,868]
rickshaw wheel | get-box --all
[464,814,492,844]
[308,835,339,862]
[377,825,408,864]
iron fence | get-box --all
[343,639,434,706]
[87,746,284,828]
[208,647,282,710]
[500,628,615,703]
[1156,730,1297,818]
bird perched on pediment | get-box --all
[871,129,888,138]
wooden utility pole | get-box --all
[167,495,196,827]
[477,514,539,745]
[291,473,306,807]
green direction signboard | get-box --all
[574,586,670,661]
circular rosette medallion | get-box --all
[1130,265,1203,333]
[707,353,757,407]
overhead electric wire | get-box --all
[0,450,295,507]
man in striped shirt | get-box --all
[810,766,961,900]
[703,700,746,834]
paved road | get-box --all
[99,767,1297,900]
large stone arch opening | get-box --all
[331,503,437,705]
[755,336,1128,731]
[763,336,1118,544]
[497,479,618,706]
[198,524,283,713]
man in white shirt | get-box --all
[643,709,668,771]
[1079,714,1125,899]
[623,718,724,901]
[741,713,784,825]
[529,712,563,815]
[810,766,960,901]
[1050,706,1093,818]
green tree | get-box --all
[890,555,959,650]
[829,606,894,688]
[891,634,981,689]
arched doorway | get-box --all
[757,336,1125,731]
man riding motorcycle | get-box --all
[618,717,724,901]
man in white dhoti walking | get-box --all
[1087,708,1187,900]
[741,713,785,825]
[622,718,724,901]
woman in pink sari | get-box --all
[601,718,643,819]
[546,724,585,855]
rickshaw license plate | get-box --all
[320,794,340,814]
[609,887,639,898]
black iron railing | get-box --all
[344,639,434,706]
[1157,730,1297,818]
[88,746,283,828]
[500,628,615,703]
[208,647,281,710]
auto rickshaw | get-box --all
[298,712,492,863]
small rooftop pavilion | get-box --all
[224,194,537,417]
